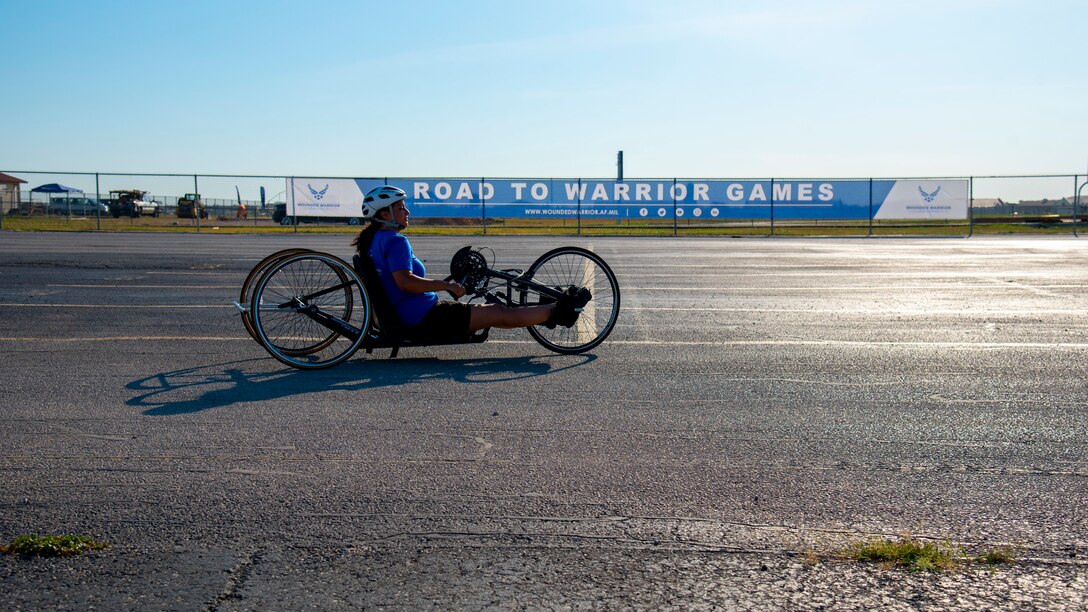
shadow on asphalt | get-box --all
[126,354,596,416]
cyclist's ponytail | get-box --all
[352,221,382,256]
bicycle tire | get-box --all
[239,248,314,343]
[243,248,349,355]
[520,246,620,354]
[250,253,370,370]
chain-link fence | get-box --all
[0,171,285,231]
[1,171,1085,236]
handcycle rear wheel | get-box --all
[244,248,350,356]
[250,253,371,369]
[520,246,620,354]
[239,248,314,344]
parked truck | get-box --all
[110,190,161,218]
[272,202,361,226]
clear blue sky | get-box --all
[3,0,1086,180]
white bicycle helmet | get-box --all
[361,185,407,219]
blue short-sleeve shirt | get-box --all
[368,230,437,326]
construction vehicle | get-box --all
[177,193,208,219]
[110,190,161,218]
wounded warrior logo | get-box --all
[308,184,329,200]
[918,185,941,203]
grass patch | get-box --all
[0,534,110,557]
[976,547,1016,565]
[836,534,1016,572]
[847,535,961,572]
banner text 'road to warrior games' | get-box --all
[289,178,969,221]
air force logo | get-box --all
[308,184,329,200]
[918,186,941,203]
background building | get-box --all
[0,172,27,214]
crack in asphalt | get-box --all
[209,549,260,611]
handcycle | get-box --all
[234,244,621,369]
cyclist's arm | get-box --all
[392,270,465,298]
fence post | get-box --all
[481,176,488,237]
[95,173,101,231]
[194,175,200,233]
[868,178,873,237]
[577,178,582,237]
[769,178,775,236]
[672,179,678,237]
[968,176,974,237]
[1075,174,1085,239]
[1071,174,1079,239]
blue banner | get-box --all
[341,178,967,220]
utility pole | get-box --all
[617,150,623,181]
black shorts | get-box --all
[410,301,472,341]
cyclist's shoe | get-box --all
[548,287,591,329]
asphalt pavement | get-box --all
[1,231,1086,610]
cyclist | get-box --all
[352,185,589,340]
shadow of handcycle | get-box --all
[126,353,597,416]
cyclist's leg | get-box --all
[468,303,554,332]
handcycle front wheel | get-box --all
[250,252,371,370]
[519,246,620,354]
